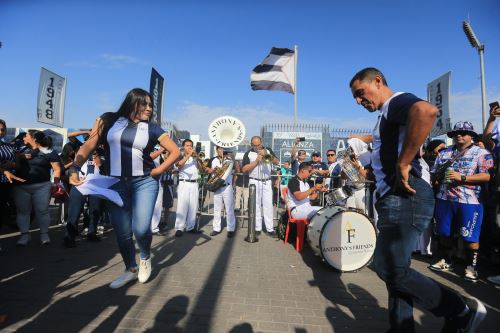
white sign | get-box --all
[37,68,66,127]
[272,132,322,140]
[427,71,451,137]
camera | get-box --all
[489,101,499,109]
[195,142,202,153]
[298,137,305,142]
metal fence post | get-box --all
[245,184,258,243]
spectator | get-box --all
[483,101,500,285]
[325,149,342,189]
[13,130,61,246]
[429,121,493,282]
[0,119,25,251]
[290,138,307,175]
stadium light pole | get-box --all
[462,20,487,129]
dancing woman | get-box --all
[69,88,180,289]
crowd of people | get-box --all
[1,72,500,331]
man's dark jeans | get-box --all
[374,175,465,332]
[66,186,103,239]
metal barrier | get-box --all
[194,172,330,228]
[245,184,258,242]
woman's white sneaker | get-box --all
[138,258,152,283]
[109,270,138,289]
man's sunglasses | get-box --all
[327,154,336,157]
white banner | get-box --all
[427,71,451,137]
[37,68,66,127]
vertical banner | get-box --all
[149,68,164,126]
[427,71,451,137]
[37,68,66,127]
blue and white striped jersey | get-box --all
[105,117,166,177]
[371,92,430,200]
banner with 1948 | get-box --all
[37,68,66,127]
[427,71,451,137]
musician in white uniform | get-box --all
[287,162,326,220]
[174,139,204,237]
[206,146,239,237]
[242,136,279,236]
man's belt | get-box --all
[249,177,270,182]
[179,179,197,183]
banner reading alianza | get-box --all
[37,67,66,127]
[427,71,451,137]
[149,68,164,126]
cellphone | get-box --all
[489,101,500,109]
[298,137,305,142]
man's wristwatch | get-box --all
[461,174,467,182]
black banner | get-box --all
[149,68,164,126]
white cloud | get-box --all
[99,53,149,68]
[63,53,149,69]
[450,88,500,133]
[168,102,376,140]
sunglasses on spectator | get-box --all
[327,153,335,156]
[453,131,471,137]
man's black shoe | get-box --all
[187,229,200,234]
[153,230,167,236]
[210,230,220,236]
[175,230,183,237]
[267,231,277,238]
[227,231,235,238]
[87,233,101,242]
[63,236,76,248]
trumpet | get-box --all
[257,148,273,164]
[262,154,273,164]
[190,151,205,160]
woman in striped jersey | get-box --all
[69,88,180,289]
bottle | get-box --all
[444,167,454,184]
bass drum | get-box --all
[307,206,376,272]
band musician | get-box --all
[242,136,279,236]
[206,146,240,237]
[174,139,205,237]
[287,162,327,220]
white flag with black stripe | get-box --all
[251,47,295,94]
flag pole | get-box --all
[294,45,298,129]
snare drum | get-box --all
[307,206,376,272]
[325,186,352,206]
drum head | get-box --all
[319,210,376,272]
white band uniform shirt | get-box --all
[287,175,322,220]
[242,148,276,233]
[209,156,236,232]
[175,156,200,232]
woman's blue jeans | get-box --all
[108,175,158,270]
[374,175,465,332]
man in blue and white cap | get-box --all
[430,121,493,283]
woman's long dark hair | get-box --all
[98,88,152,144]
[60,142,76,164]
[28,130,53,149]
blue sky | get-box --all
[1,0,499,138]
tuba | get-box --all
[206,116,245,192]
[337,147,365,189]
